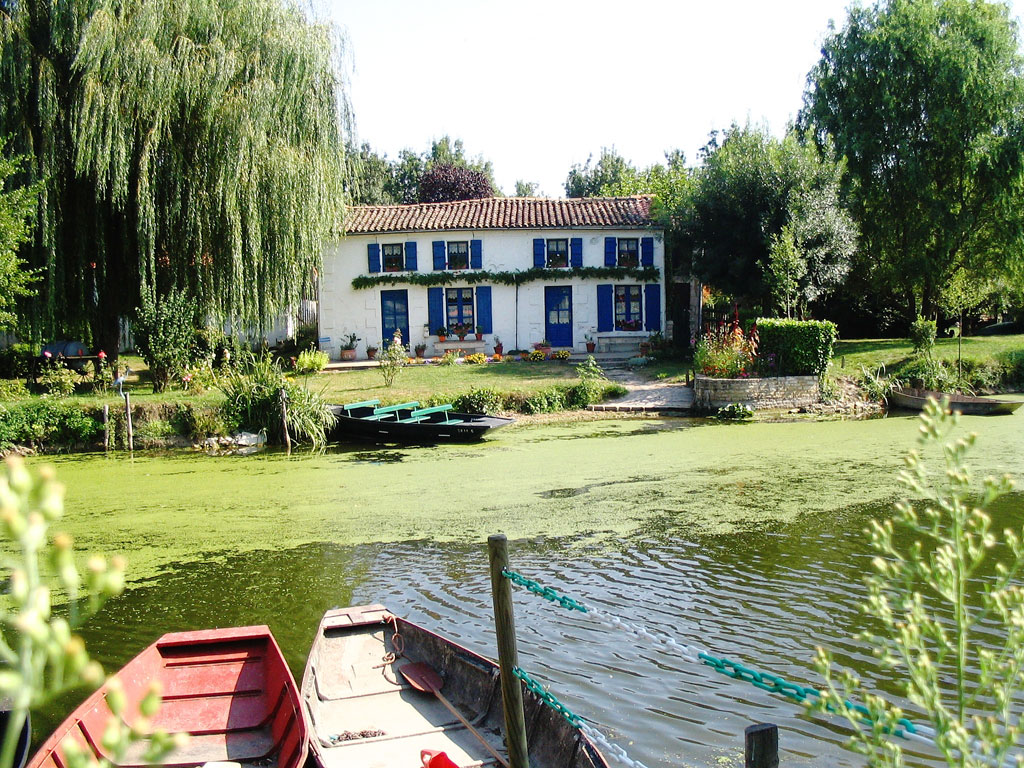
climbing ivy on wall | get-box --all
[352,266,660,290]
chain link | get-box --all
[512,666,584,728]
[502,569,589,613]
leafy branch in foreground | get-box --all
[0,457,182,768]
[809,398,1021,767]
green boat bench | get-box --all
[398,404,463,425]
[364,401,419,421]
[342,399,380,411]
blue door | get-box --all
[381,290,409,349]
[544,286,573,347]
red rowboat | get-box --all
[28,626,307,768]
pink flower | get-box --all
[98,350,107,359]
[43,351,52,358]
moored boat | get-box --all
[889,387,1022,416]
[28,626,307,768]
[301,605,609,768]
[329,400,514,444]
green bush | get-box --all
[0,379,29,400]
[909,315,937,357]
[0,401,100,449]
[171,404,229,439]
[136,418,179,439]
[38,365,78,397]
[895,355,955,391]
[135,288,196,392]
[0,344,34,378]
[294,347,329,375]
[957,356,1002,390]
[756,318,838,376]
[453,387,504,414]
[217,353,336,446]
[996,349,1024,385]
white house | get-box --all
[318,196,666,359]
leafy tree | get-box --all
[564,148,636,197]
[765,225,806,318]
[514,180,539,197]
[689,124,856,308]
[803,0,1024,321]
[418,163,495,203]
[346,143,397,206]
[133,288,197,393]
[0,148,39,331]
[0,0,348,354]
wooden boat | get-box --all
[28,626,307,768]
[329,400,514,444]
[301,605,609,768]
[889,387,1023,416]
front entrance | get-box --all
[380,290,409,349]
[544,286,573,347]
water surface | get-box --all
[32,407,1024,767]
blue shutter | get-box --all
[570,237,583,268]
[428,287,444,332]
[432,241,446,270]
[470,239,483,269]
[533,238,545,268]
[645,284,661,332]
[597,284,614,332]
[604,237,617,266]
[475,286,492,333]
[404,241,417,271]
[641,236,654,266]
[367,243,381,273]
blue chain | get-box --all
[502,568,589,613]
[512,666,585,728]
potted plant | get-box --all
[340,332,359,361]
[434,326,448,342]
[453,322,468,341]
[366,344,378,360]
[492,336,503,355]
[475,325,484,341]
[414,343,427,358]
[584,333,596,353]
[533,339,551,355]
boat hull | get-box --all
[889,388,1022,416]
[28,626,308,768]
[329,406,514,444]
[301,605,609,768]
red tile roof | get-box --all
[344,196,655,234]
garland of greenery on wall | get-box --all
[351,265,660,290]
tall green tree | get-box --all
[0,148,39,331]
[0,0,348,353]
[803,0,1024,321]
[564,148,636,198]
[689,124,857,308]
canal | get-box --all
[31,406,1024,767]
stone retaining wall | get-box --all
[694,374,820,411]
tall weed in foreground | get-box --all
[809,398,1021,767]
[218,352,336,447]
[0,457,182,768]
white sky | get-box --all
[318,0,1024,198]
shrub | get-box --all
[524,387,566,414]
[377,332,408,386]
[694,323,757,377]
[463,353,487,365]
[957,356,1002,390]
[0,343,34,378]
[217,353,336,446]
[527,350,547,362]
[0,401,100,449]
[180,362,217,394]
[134,288,195,392]
[294,347,329,375]
[136,418,179,439]
[38,364,78,397]
[453,387,503,414]
[171,404,229,439]
[895,355,955,391]
[755,318,837,376]
[997,349,1024,385]
[909,315,937,357]
[716,403,754,420]
[0,379,28,400]
[439,350,459,366]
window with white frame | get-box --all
[617,238,639,268]
[446,287,474,331]
[447,242,469,270]
[382,244,404,272]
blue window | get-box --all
[446,288,474,329]
[615,285,643,331]
[382,244,404,272]
[617,238,639,268]
[447,242,469,270]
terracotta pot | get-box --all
[415,349,425,358]
[437,335,447,343]
[457,334,467,341]
[586,342,596,353]
[367,348,377,360]
[340,348,356,361]
[475,333,483,341]
[493,345,503,355]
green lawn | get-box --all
[833,334,1024,373]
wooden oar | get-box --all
[399,661,511,768]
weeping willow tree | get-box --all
[0,0,349,353]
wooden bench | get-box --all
[364,401,419,421]
[399,404,463,425]
[342,399,380,411]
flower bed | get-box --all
[694,374,820,411]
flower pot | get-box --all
[493,344,503,355]
[475,333,483,341]
[585,342,596,353]
[367,348,377,360]
[437,335,447,343]
[415,349,425,358]
[457,334,467,341]
[340,349,356,361]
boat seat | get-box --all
[366,401,418,420]
[342,399,380,411]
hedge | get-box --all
[756,318,838,376]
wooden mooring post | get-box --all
[279,388,291,453]
[102,404,109,451]
[487,534,530,768]
[745,723,779,768]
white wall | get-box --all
[319,228,665,359]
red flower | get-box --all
[98,350,107,359]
